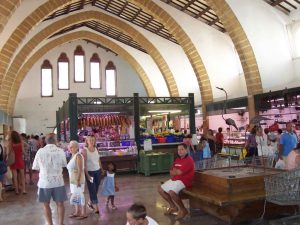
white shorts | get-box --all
[161,179,185,194]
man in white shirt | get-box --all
[126,203,159,225]
[32,133,67,225]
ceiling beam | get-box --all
[104,0,113,10]
[182,0,196,11]
[271,0,285,6]
[195,6,211,19]
[118,1,128,16]
[284,0,297,9]
[208,18,219,26]
[130,8,142,22]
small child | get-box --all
[101,162,119,209]
[126,203,159,225]
[197,137,211,169]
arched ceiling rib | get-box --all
[206,0,263,95]
[0,0,79,105]
[0,0,23,34]
[2,10,181,111]
[128,0,213,113]
[8,30,156,114]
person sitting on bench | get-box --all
[158,143,194,220]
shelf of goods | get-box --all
[98,140,137,172]
[138,150,174,176]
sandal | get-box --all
[76,215,88,220]
[87,202,94,210]
[175,210,188,220]
[111,205,117,210]
[68,214,79,218]
[164,207,178,215]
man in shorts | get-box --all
[32,133,67,225]
[158,143,194,220]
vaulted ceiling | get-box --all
[0,0,299,115]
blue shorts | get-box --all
[38,186,67,203]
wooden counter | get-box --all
[100,154,137,172]
[182,166,295,224]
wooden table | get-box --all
[182,166,295,224]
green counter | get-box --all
[138,151,174,176]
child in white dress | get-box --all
[101,162,119,209]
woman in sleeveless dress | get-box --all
[9,131,26,194]
[82,135,102,214]
[67,140,87,219]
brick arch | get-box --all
[128,0,213,117]
[205,0,263,95]
[0,0,77,91]
[1,11,179,112]
[0,0,23,34]
[7,30,156,114]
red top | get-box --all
[215,132,224,144]
[171,156,194,187]
[10,143,25,170]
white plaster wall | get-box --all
[14,40,146,135]
[155,0,246,100]
[287,7,300,86]
[227,0,294,92]
[27,27,169,97]
[129,24,200,102]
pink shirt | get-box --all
[285,150,300,170]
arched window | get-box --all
[74,45,85,82]
[90,53,101,89]
[105,61,117,96]
[58,53,69,90]
[41,60,53,97]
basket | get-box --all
[264,167,300,206]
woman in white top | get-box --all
[256,127,271,156]
[67,140,87,219]
[82,135,102,214]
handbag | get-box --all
[70,169,85,184]
[6,150,15,166]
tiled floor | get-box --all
[0,172,286,225]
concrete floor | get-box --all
[0,172,284,225]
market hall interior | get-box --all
[1,0,300,225]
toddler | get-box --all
[101,162,119,209]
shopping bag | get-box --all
[6,167,12,180]
[275,159,285,169]
[191,134,198,145]
[239,148,248,160]
[143,139,152,151]
[70,187,85,205]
